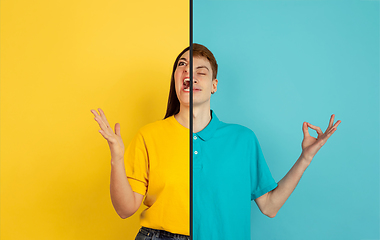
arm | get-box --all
[91,108,144,218]
[255,114,341,218]
[254,155,309,218]
[110,157,144,219]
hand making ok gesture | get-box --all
[301,114,341,162]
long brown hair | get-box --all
[164,44,218,119]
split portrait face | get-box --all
[173,47,218,109]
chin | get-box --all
[178,95,189,104]
[180,101,190,107]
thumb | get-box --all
[115,123,121,136]
[302,122,310,137]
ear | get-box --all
[212,79,218,93]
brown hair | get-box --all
[164,44,218,119]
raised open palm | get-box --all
[91,108,125,161]
[301,114,341,161]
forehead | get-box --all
[180,51,212,68]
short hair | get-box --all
[193,43,218,80]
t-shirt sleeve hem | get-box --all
[251,182,278,200]
[127,177,147,196]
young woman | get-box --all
[91,44,341,240]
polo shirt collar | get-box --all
[195,110,219,141]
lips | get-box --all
[183,77,201,92]
[183,78,190,90]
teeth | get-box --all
[183,78,190,84]
[184,88,190,92]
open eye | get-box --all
[178,61,187,66]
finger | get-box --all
[90,109,100,118]
[302,122,310,137]
[115,123,121,136]
[92,109,105,131]
[307,123,324,136]
[94,116,110,133]
[321,127,337,141]
[327,114,335,129]
[98,108,111,128]
[98,129,110,140]
[332,120,341,129]
[91,110,108,128]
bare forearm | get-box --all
[266,155,311,217]
[110,158,137,218]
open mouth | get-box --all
[183,78,190,92]
[182,78,200,92]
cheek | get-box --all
[174,78,181,90]
[174,71,181,85]
[174,79,182,96]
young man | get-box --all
[174,44,341,239]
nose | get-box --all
[183,65,197,83]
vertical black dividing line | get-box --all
[189,0,193,239]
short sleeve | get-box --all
[250,132,278,200]
[124,130,149,196]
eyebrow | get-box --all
[179,58,187,61]
[196,66,209,71]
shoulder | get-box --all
[138,117,173,135]
[218,121,257,138]
[127,118,172,146]
[215,119,262,148]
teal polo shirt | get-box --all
[193,110,278,240]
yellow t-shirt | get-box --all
[124,115,189,235]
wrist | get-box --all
[111,157,124,166]
[299,153,312,167]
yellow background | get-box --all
[1,1,189,239]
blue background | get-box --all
[194,0,379,239]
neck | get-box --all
[174,103,211,133]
